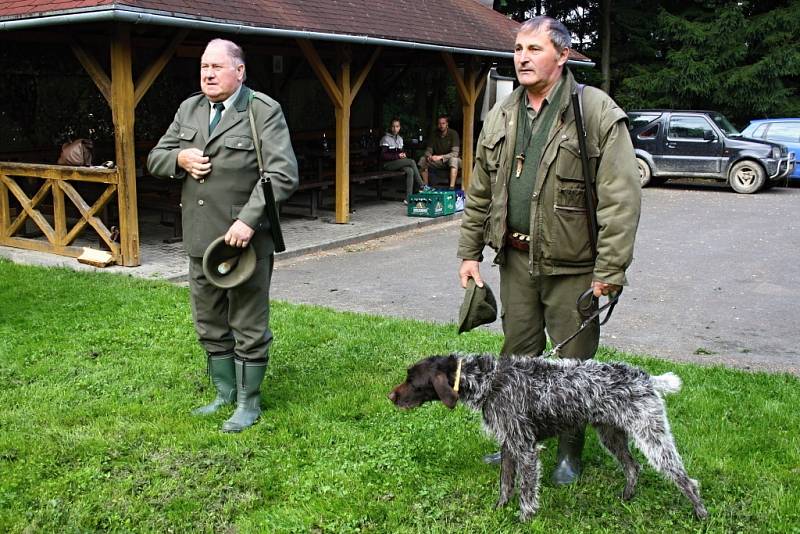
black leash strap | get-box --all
[546,288,622,358]
[571,84,598,258]
[248,92,286,253]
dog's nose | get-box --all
[387,391,396,403]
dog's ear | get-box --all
[432,371,459,409]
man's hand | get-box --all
[177,148,212,180]
[399,152,407,159]
[459,259,484,289]
[225,219,255,248]
[592,280,621,298]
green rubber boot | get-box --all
[191,352,236,416]
[552,427,585,485]
[222,358,267,433]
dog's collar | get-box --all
[453,358,462,393]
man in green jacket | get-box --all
[148,38,299,432]
[458,17,641,481]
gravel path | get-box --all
[273,183,800,375]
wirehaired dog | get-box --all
[388,354,707,521]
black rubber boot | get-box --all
[191,352,236,416]
[222,358,267,433]
[552,427,585,485]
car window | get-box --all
[766,122,800,143]
[750,124,767,138]
[629,113,661,130]
[708,112,740,135]
[638,124,659,139]
[668,116,715,140]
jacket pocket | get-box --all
[480,130,505,184]
[224,136,255,151]
[178,126,198,146]
[550,173,593,264]
[555,139,598,184]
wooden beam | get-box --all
[296,39,343,109]
[71,42,111,105]
[134,29,189,107]
[0,162,118,184]
[110,24,140,266]
[349,47,382,105]
[60,181,120,256]
[335,52,351,223]
[441,52,469,103]
[0,172,9,238]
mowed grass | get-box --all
[1,258,798,533]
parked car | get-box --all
[740,118,800,182]
[627,110,795,193]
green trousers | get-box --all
[188,255,274,362]
[384,157,424,197]
[499,248,599,359]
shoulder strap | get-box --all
[571,83,598,258]
[247,93,286,253]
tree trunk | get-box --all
[601,0,612,94]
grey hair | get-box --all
[206,38,246,67]
[519,16,571,53]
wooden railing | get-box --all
[0,162,121,262]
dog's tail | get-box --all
[651,372,682,396]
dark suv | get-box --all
[628,110,795,193]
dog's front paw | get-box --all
[494,496,510,509]
[622,485,636,501]
[518,505,539,522]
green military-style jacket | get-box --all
[147,85,299,258]
[457,69,641,286]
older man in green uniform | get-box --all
[458,17,641,481]
[148,38,298,432]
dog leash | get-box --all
[453,358,462,392]
[544,287,622,358]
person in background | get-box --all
[379,118,428,203]
[418,115,461,189]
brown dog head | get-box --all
[387,355,460,409]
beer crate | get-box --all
[407,190,456,217]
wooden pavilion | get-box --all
[0,1,591,267]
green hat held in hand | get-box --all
[458,279,498,334]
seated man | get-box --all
[418,114,461,189]
[379,118,427,203]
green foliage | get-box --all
[1,259,799,532]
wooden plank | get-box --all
[71,41,111,105]
[110,24,141,266]
[296,39,343,109]
[1,175,55,242]
[0,236,84,258]
[349,46,382,105]
[52,176,67,246]
[0,162,118,184]
[0,172,8,237]
[134,29,189,107]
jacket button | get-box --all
[199,179,205,184]
[237,142,242,147]
[532,192,538,198]
[180,133,184,138]
[198,199,204,206]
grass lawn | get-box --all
[1,258,798,533]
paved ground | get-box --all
[271,182,800,375]
[3,181,798,375]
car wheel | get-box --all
[637,158,652,187]
[729,160,766,194]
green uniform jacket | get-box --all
[147,86,299,258]
[457,70,641,286]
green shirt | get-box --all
[507,78,565,234]
[427,128,460,157]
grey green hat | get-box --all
[458,279,498,334]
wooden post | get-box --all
[110,24,140,266]
[442,53,491,192]
[297,40,382,223]
[335,48,352,223]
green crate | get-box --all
[407,190,456,217]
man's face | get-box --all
[390,121,401,135]
[200,43,245,102]
[437,118,448,134]
[514,29,568,94]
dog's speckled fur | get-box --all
[388,353,707,522]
